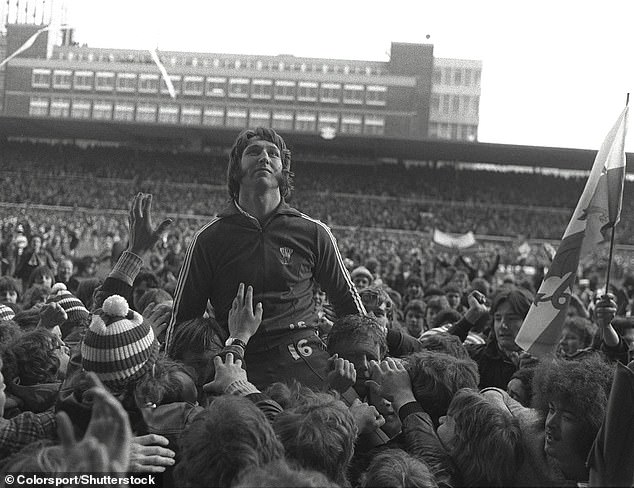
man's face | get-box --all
[32,236,42,251]
[507,378,528,406]
[544,401,591,466]
[330,335,382,394]
[51,331,70,379]
[446,292,461,309]
[132,281,149,311]
[558,328,583,356]
[407,283,422,298]
[493,301,524,351]
[405,309,425,338]
[0,290,17,304]
[239,139,283,193]
[353,276,371,289]
[437,414,457,451]
[367,302,390,329]
[35,273,53,288]
[58,260,73,281]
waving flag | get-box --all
[515,105,629,358]
[432,229,477,251]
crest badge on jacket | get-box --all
[279,247,293,265]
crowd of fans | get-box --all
[4,140,634,242]
[0,138,632,487]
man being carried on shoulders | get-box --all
[165,127,365,389]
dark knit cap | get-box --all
[46,283,90,323]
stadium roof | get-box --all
[1,115,632,171]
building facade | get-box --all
[429,57,482,141]
[1,23,481,142]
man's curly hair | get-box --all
[326,314,388,359]
[2,329,62,385]
[405,350,479,424]
[273,392,357,486]
[532,356,614,439]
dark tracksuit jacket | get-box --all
[165,200,365,352]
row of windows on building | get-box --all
[31,69,388,106]
[432,66,481,88]
[428,122,477,142]
[56,50,386,76]
[430,93,480,117]
[28,97,387,135]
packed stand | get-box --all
[4,140,634,242]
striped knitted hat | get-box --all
[0,304,15,321]
[46,283,90,323]
[81,295,159,390]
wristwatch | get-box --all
[224,337,247,349]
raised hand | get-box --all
[595,293,617,329]
[464,290,490,324]
[203,353,248,395]
[129,434,176,473]
[82,373,132,472]
[366,358,416,411]
[56,372,133,473]
[57,413,110,472]
[37,301,68,329]
[594,293,620,347]
[142,302,173,341]
[325,354,357,393]
[127,193,172,256]
[349,398,385,434]
[228,283,263,343]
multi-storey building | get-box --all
[429,57,482,141]
[1,23,481,142]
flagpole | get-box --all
[605,227,616,294]
[604,93,629,296]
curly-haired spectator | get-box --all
[556,316,598,359]
[418,332,471,360]
[532,357,614,483]
[21,284,51,310]
[273,392,357,487]
[405,351,479,425]
[174,395,284,488]
[2,328,68,413]
[440,388,524,486]
[327,314,387,398]
[359,448,438,488]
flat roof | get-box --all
[0,115,630,171]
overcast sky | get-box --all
[59,0,634,151]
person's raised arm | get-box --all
[366,358,416,414]
[446,290,489,342]
[56,372,132,474]
[594,293,629,364]
[95,193,172,309]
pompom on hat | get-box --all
[0,304,15,321]
[46,283,90,323]
[81,295,159,390]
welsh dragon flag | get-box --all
[515,105,629,358]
